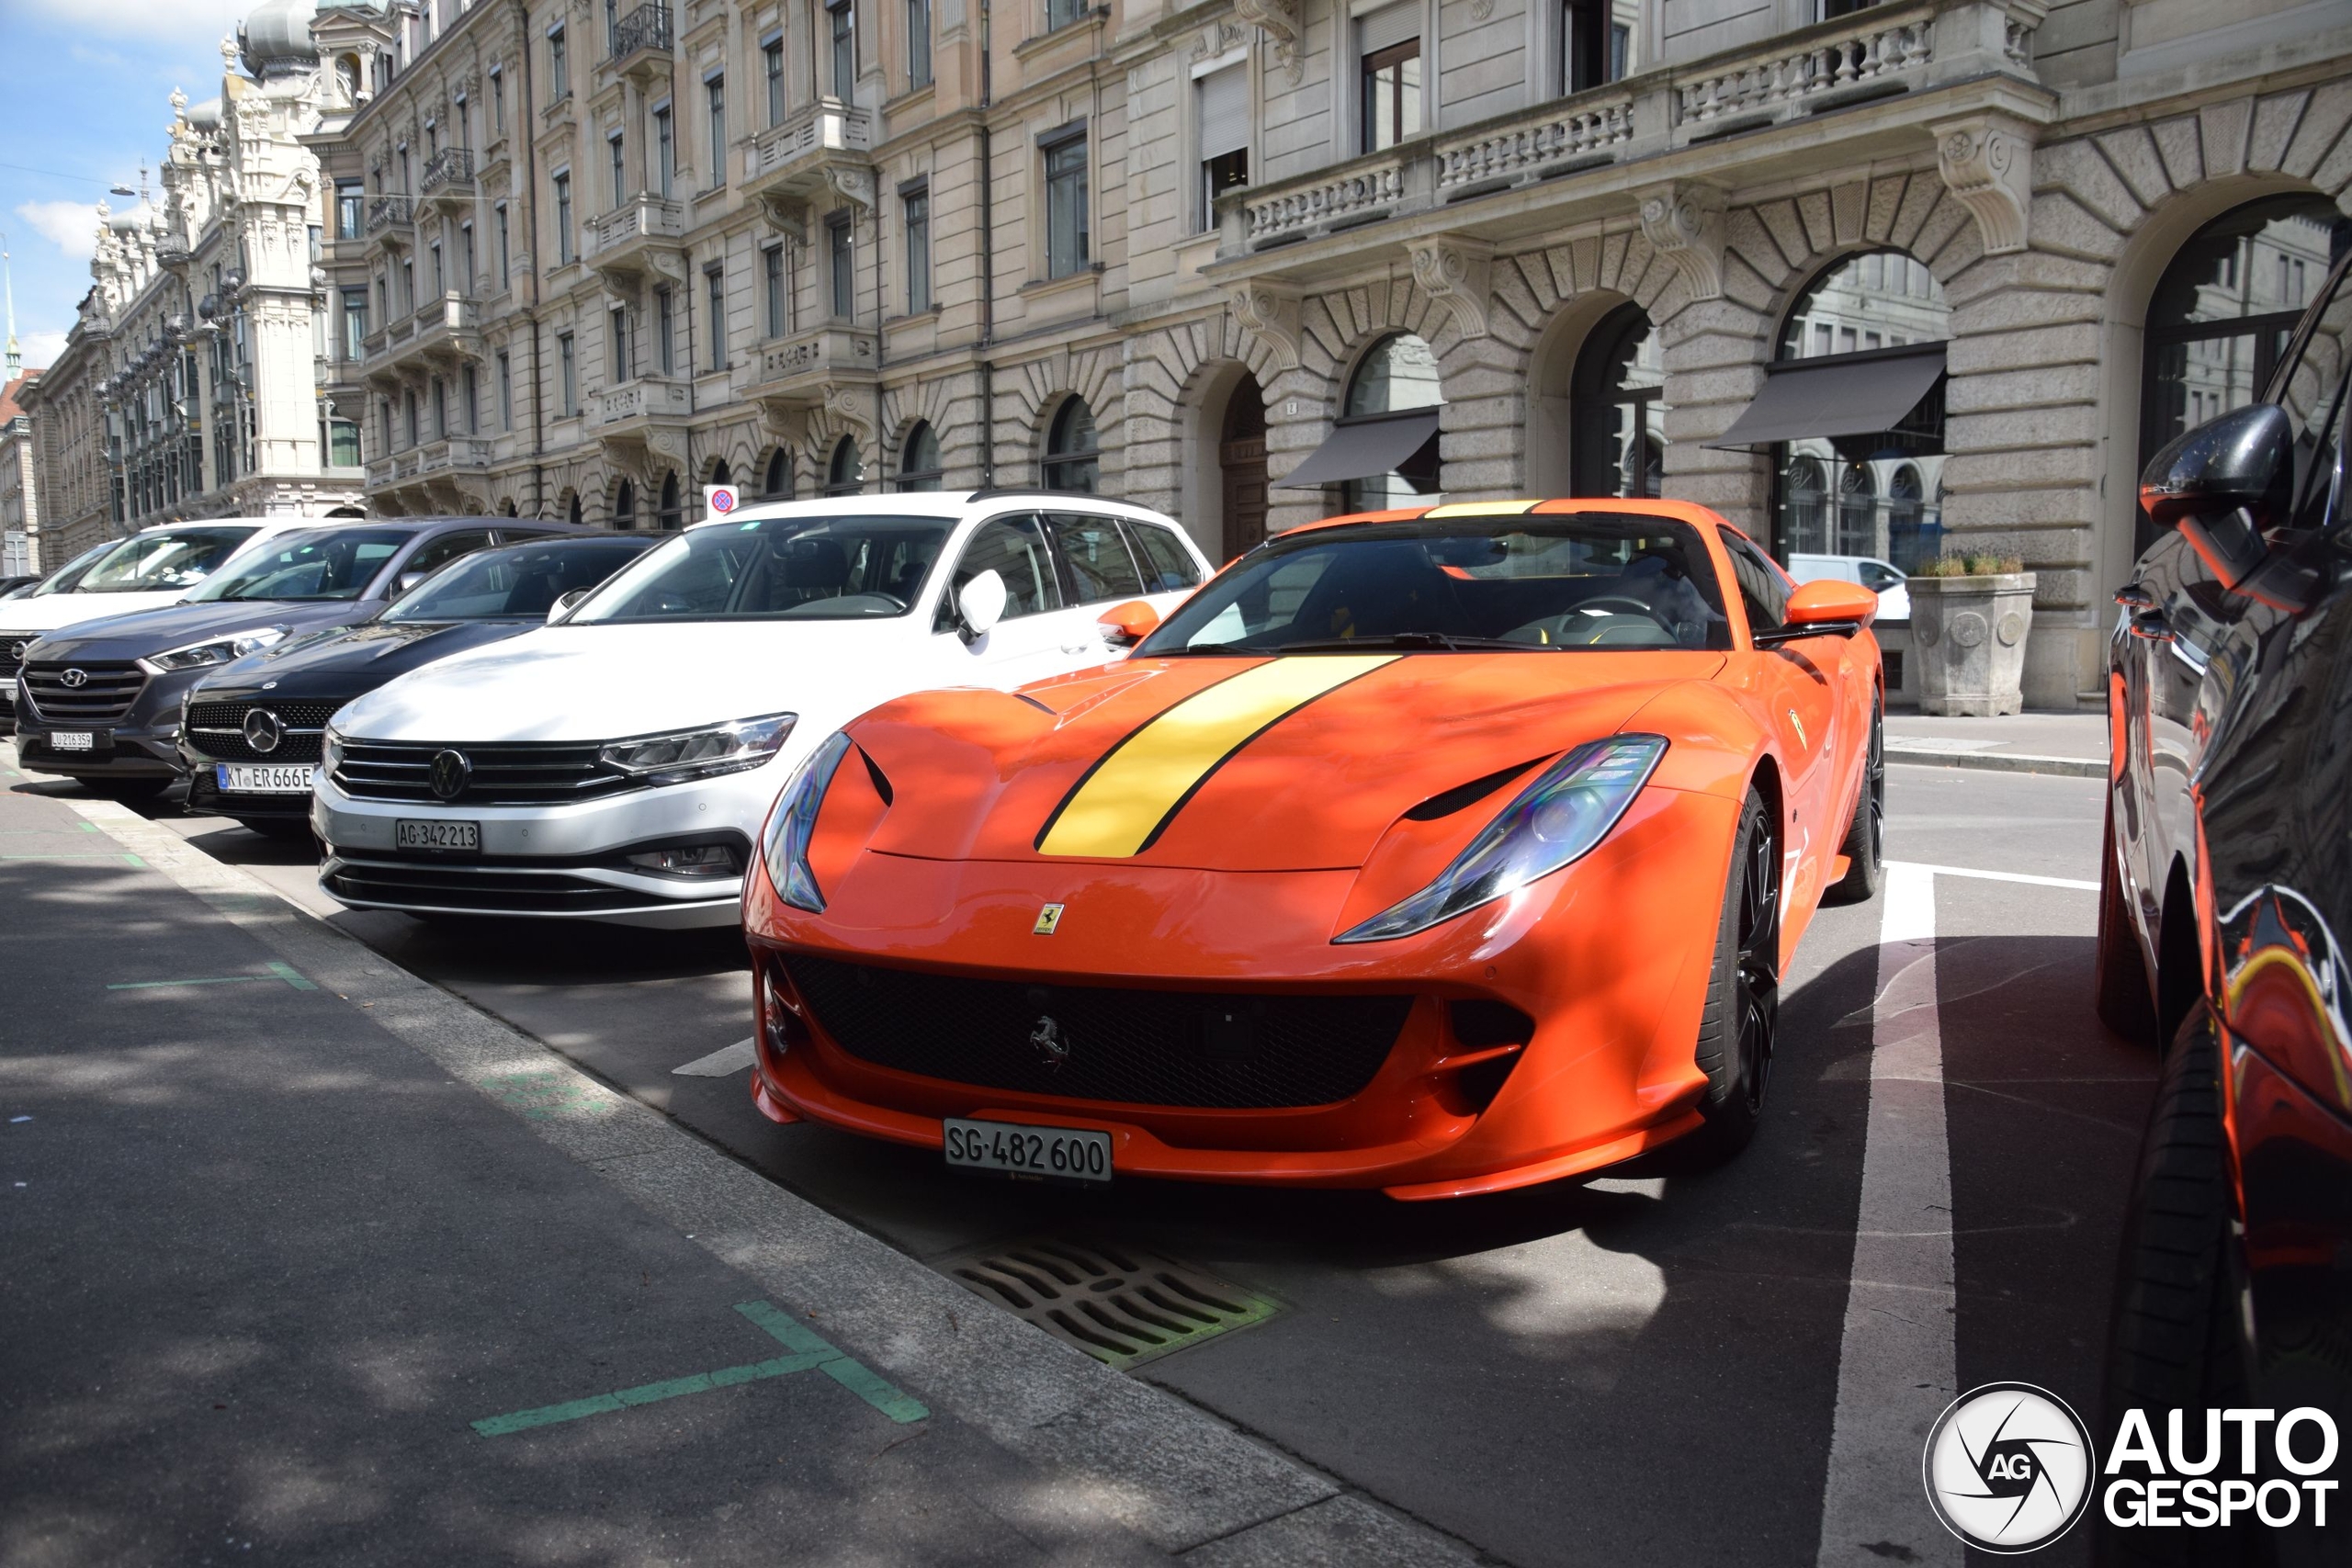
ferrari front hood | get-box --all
[851,650,1723,872]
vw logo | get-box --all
[1028,1014,1070,1069]
[242,708,285,755]
[1922,1383,2095,1553]
[60,668,88,688]
[429,749,471,801]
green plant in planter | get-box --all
[1917,551,2024,578]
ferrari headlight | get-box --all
[599,712,796,786]
[136,625,290,675]
[761,730,854,913]
[1334,734,1668,944]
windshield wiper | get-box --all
[1269,633,1548,653]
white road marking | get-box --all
[1887,859,2098,892]
[672,1037,757,1077]
[1817,862,1960,1566]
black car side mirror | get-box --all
[2139,402,2295,592]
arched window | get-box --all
[566,492,583,525]
[503,499,520,516]
[710,458,731,488]
[1043,398,1099,492]
[613,478,635,529]
[1753,249,1950,569]
[824,436,862,496]
[1317,332,1442,513]
[1568,302,1665,498]
[763,447,794,498]
[899,422,943,491]
[657,471,683,529]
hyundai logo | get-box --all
[60,668,88,688]
[429,749,471,801]
[242,708,285,755]
[1028,1014,1070,1069]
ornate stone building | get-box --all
[22,0,368,564]
[318,0,2352,706]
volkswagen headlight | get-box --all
[598,712,796,786]
[761,730,854,913]
[322,726,345,775]
[1334,735,1668,944]
[136,625,291,675]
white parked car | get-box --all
[1786,552,1909,622]
[0,518,339,731]
[311,493,1215,927]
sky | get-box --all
[1,0,259,371]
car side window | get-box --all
[1857,561,1903,593]
[936,514,1061,632]
[399,529,496,586]
[1046,513,1147,605]
[2288,361,2352,534]
[1716,527,1791,633]
[1125,522,1204,591]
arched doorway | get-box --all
[657,472,683,530]
[1568,302,1665,497]
[1218,373,1267,558]
[763,448,793,498]
[1043,399,1099,492]
[824,436,862,496]
[899,422,943,491]
[1282,333,1442,513]
[566,493,582,525]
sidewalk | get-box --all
[0,757,1471,1566]
[1884,712,2106,778]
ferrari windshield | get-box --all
[571,513,953,623]
[67,525,260,593]
[1138,513,1733,655]
[184,528,410,603]
[387,538,651,622]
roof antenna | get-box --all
[2,232,17,378]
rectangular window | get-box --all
[406,389,420,446]
[548,22,568,99]
[490,65,505,133]
[706,72,727,184]
[1839,325,1859,354]
[401,256,415,312]
[329,418,361,468]
[652,104,673,198]
[655,284,674,374]
[496,349,513,428]
[494,202,511,288]
[829,0,854,98]
[1359,36,1420,152]
[903,186,931,313]
[763,35,786,123]
[432,377,447,438]
[1043,130,1089,278]
[430,238,445,299]
[607,130,627,209]
[907,0,931,85]
[706,266,727,369]
[1815,322,1832,356]
[609,304,629,380]
[553,171,573,264]
[342,287,368,360]
[558,332,577,414]
[335,179,365,240]
[459,221,475,293]
[828,211,854,318]
[1046,0,1083,29]
[764,244,786,336]
[1195,65,1248,231]
[462,363,480,434]
[454,94,468,151]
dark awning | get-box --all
[1278,411,1441,489]
[1705,344,1947,449]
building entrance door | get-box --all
[1219,374,1268,559]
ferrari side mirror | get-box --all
[2140,402,2294,592]
[1754,578,1877,646]
[1097,599,1160,649]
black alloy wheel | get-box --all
[1692,787,1781,1157]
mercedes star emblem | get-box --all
[242,708,285,755]
[1028,1014,1070,1069]
[429,749,471,801]
[60,668,88,688]
[6,641,25,663]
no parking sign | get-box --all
[703,484,741,518]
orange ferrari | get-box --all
[741,500,1885,1200]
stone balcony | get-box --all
[1212,0,2051,279]
[364,294,481,382]
[743,100,876,219]
[741,324,878,418]
[414,436,496,475]
[365,196,414,253]
[589,375,693,457]
[419,149,476,216]
[585,194,687,284]
[606,3,673,85]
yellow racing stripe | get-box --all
[1036,655,1399,858]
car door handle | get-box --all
[2114,584,2154,609]
[2128,610,2175,643]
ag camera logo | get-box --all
[1922,1383,2095,1552]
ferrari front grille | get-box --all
[781,953,1411,1110]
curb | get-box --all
[1884,745,2105,780]
[52,786,1483,1567]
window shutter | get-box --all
[1196,66,1248,160]
[1356,3,1419,56]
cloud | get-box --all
[19,0,251,53]
[17,332,72,370]
[15,202,101,263]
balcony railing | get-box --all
[366,196,414,236]
[744,99,874,194]
[587,195,686,256]
[415,437,495,473]
[744,325,879,411]
[420,148,475,195]
[590,376,693,430]
[609,3,673,61]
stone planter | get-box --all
[1909,572,2037,716]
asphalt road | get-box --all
[41,757,2142,1566]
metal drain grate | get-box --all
[941,1237,1280,1369]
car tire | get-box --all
[1823,695,1884,906]
[1689,787,1779,1160]
[2095,801,2159,1045]
[2098,1012,2249,1566]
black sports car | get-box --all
[180,534,654,830]
[2098,246,2352,1561]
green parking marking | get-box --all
[5,852,145,867]
[469,1300,927,1438]
[0,822,98,835]
[107,962,317,992]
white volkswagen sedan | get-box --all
[311,493,1213,926]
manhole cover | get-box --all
[941,1237,1280,1369]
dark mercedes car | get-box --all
[180,534,653,830]
[13,518,577,796]
[2099,246,2352,1559]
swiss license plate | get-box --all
[943,1117,1113,1184]
[395,818,480,853]
[218,762,315,795]
[51,731,95,752]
